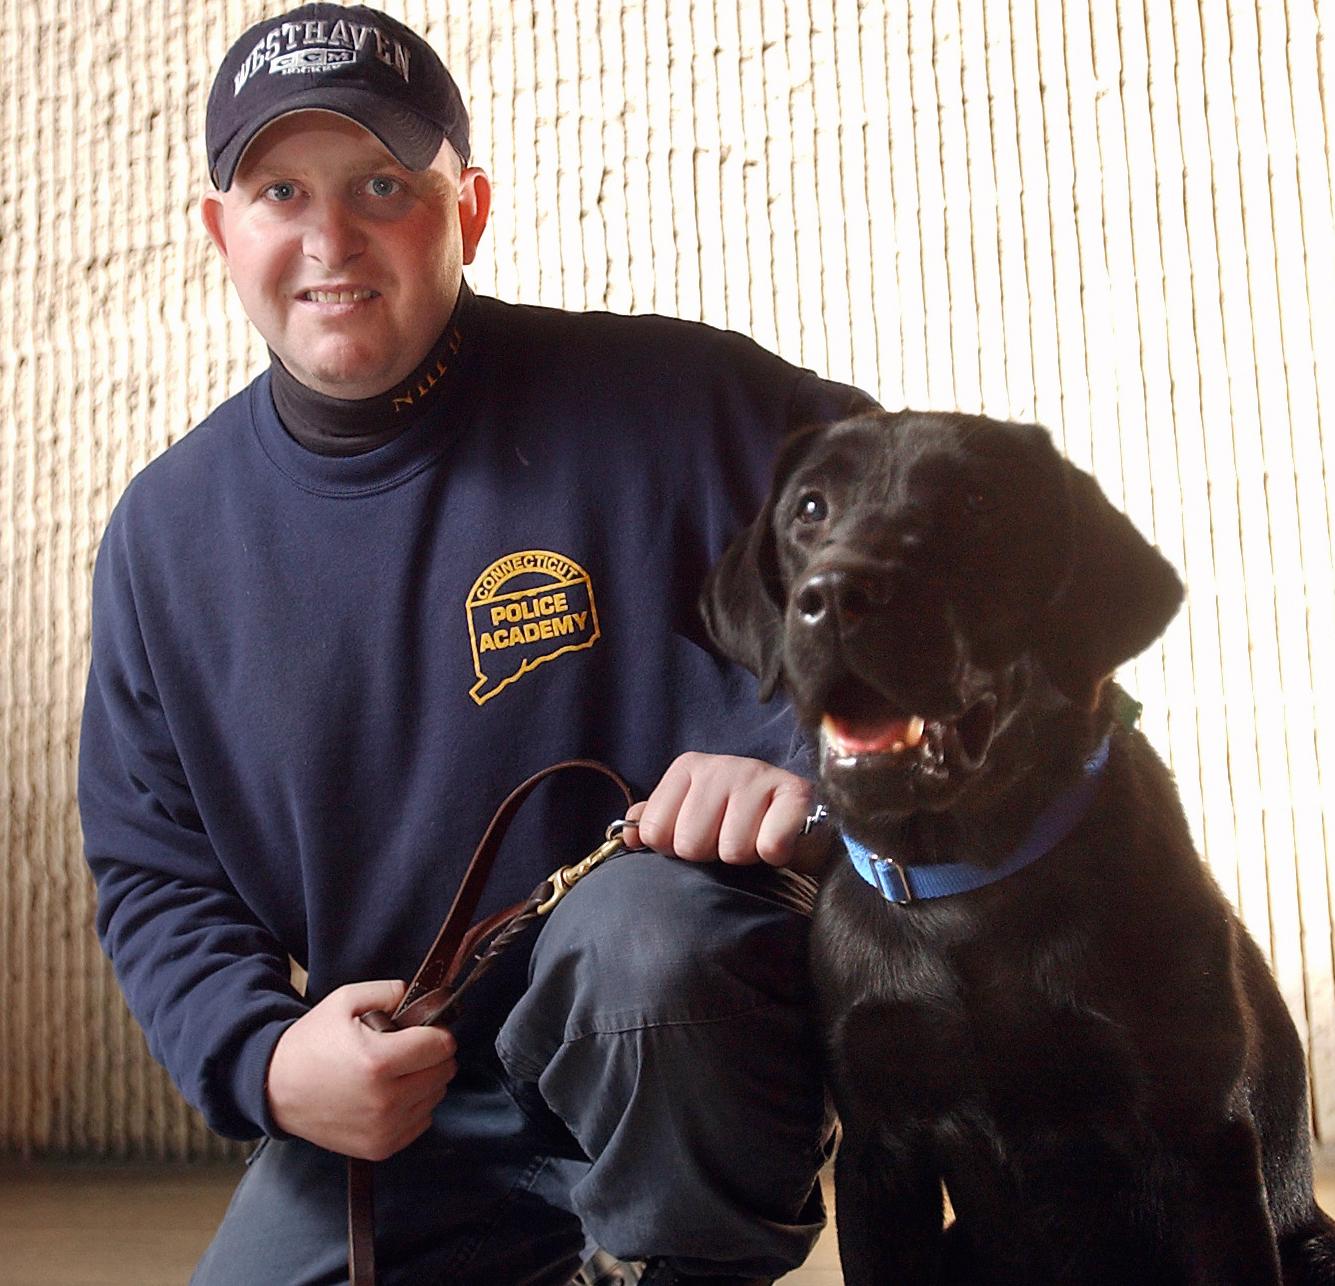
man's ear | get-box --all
[458,167,491,265]
[1034,461,1184,709]
[199,190,229,262]
[700,425,824,702]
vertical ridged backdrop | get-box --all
[1,0,1332,1157]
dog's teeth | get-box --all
[821,712,927,759]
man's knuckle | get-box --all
[782,777,815,804]
[365,1084,395,1116]
[718,838,751,864]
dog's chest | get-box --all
[812,866,1143,1140]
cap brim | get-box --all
[212,87,445,190]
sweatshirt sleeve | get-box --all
[787,368,880,430]
[78,507,309,1140]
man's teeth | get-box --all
[304,289,376,303]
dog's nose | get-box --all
[793,569,889,629]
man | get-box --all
[79,6,869,1283]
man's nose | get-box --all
[302,199,366,268]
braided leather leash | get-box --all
[346,759,634,1286]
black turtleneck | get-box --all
[268,286,473,456]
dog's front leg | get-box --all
[834,1127,944,1286]
[1177,1119,1283,1285]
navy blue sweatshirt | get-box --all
[79,290,868,1139]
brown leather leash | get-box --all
[346,759,634,1286]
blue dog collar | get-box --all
[840,732,1113,904]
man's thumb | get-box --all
[335,978,408,1019]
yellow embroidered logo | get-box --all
[466,550,601,706]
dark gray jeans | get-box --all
[192,852,832,1285]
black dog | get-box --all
[703,410,1335,1285]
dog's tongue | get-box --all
[822,713,925,756]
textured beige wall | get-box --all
[2,0,1333,1157]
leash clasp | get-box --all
[535,824,632,916]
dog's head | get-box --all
[703,410,1183,821]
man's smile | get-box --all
[299,287,379,304]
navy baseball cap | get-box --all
[206,4,470,190]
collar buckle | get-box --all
[839,727,1115,906]
[872,855,914,904]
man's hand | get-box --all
[266,979,458,1161]
[622,752,831,873]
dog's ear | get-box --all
[1034,460,1184,709]
[700,514,786,700]
[700,426,823,701]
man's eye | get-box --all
[367,176,404,198]
[795,491,829,524]
[263,181,298,202]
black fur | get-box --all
[703,410,1335,1285]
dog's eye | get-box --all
[795,491,829,524]
[964,485,996,516]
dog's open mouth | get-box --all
[818,678,999,777]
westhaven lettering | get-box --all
[233,20,411,95]
[478,612,590,653]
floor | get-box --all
[0,1161,841,1285]
[1,1155,1331,1285]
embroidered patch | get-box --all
[466,551,600,706]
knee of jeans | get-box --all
[529,851,810,1019]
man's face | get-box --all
[201,111,489,400]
